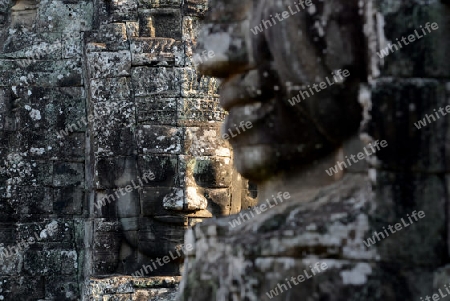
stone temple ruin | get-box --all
[1,0,450,300]
[0,0,257,299]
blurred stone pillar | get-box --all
[176,1,450,300]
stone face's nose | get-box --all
[162,186,208,211]
[194,0,254,78]
[163,156,208,211]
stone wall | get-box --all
[0,0,93,299]
[0,0,255,300]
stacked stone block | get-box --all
[0,0,93,299]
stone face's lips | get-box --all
[225,99,275,129]
[219,70,262,111]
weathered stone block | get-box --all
[132,288,178,300]
[182,16,201,67]
[138,0,182,9]
[37,0,93,33]
[91,99,135,126]
[132,67,181,97]
[183,126,230,157]
[104,0,138,23]
[183,0,208,17]
[53,187,84,215]
[86,51,131,79]
[6,131,55,161]
[179,67,220,98]
[62,31,82,58]
[93,232,122,257]
[103,294,133,301]
[45,275,79,300]
[93,252,121,275]
[55,132,85,162]
[16,91,64,132]
[53,162,84,187]
[126,21,140,38]
[177,97,225,126]
[90,77,132,103]
[0,225,16,243]
[93,126,136,157]
[1,32,63,62]
[137,155,177,185]
[1,25,36,53]
[0,276,45,300]
[136,93,172,113]
[136,125,183,155]
[51,87,87,132]
[99,23,130,51]
[87,276,180,301]
[60,250,78,274]
[24,250,63,275]
[92,100,136,157]
[17,219,73,243]
[0,199,19,223]
[94,219,121,232]
[85,24,130,53]
[6,160,53,187]
[136,96,177,125]
[4,59,83,87]
[130,38,184,66]
[0,253,22,275]
[96,156,138,189]
[14,186,53,215]
[0,60,14,87]
[138,8,182,39]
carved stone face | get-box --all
[196,0,365,182]
[116,152,253,275]
[84,0,258,276]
